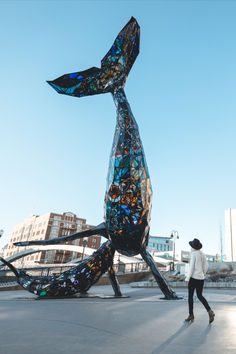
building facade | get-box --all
[225,208,236,261]
[147,235,173,254]
[4,212,101,265]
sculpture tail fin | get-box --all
[47,17,140,98]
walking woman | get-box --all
[185,238,215,324]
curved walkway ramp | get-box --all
[0,246,169,269]
[0,244,95,267]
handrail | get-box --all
[0,261,151,279]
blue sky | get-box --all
[0,0,235,255]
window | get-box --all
[64,223,74,229]
[50,227,59,236]
[54,216,61,221]
[65,212,75,217]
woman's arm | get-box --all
[202,253,208,275]
[185,253,195,281]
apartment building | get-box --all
[4,212,101,265]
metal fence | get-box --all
[113,262,149,274]
[0,261,150,280]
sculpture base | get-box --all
[36,295,77,300]
[159,296,184,300]
[35,294,129,300]
[76,293,129,299]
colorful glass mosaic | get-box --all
[9,17,178,299]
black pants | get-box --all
[188,277,211,315]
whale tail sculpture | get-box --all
[11,17,179,300]
[0,242,122,297]
[47,16,139,97]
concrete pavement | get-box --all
[0,285,235,354]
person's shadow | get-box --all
[150,322,212,354]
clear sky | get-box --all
[0,0,235,255]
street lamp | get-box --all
[117,253,121,272]
[82,237,88,261]
[170,230,179,271]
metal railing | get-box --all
[113,262,149,274]
[0,261,150,280]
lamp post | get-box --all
[170,230,179,271]
[117,253,121,272]
[82,237,88,261]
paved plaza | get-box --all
[0,285,236,354]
